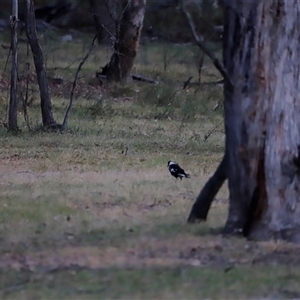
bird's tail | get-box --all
[185,173,190,178]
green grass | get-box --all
[0,30,300,299]
[2,266,300,299]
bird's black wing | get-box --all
[176,166,186,174]
[177,165,190,178]
[169,166,178,177]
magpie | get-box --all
[168,161,190,180]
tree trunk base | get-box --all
[247,222,300,243]
[222,220,244,236]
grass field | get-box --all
[1,30,300,299]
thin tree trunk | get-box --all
[24,0,56,128]
[223,0,300,241]
[106,0,146,83]
[8,0,19,132]
[187,154,227,223]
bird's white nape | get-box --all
[168,161,175,166]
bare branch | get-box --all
[193,48,204,84]
[204,120,224,141]
[180,0,233,90]
[62,32,99,130]
[183,76,193,89]
[4,46,11,72]
[132,74,159,84]
[101,23,116,44]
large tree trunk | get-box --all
[105,0,146,83]
[24,0,56,127]
[8,0,19,132]
[222,0,300,241]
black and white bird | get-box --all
[168,161,190,180]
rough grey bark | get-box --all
[188,0,300,242]
[105,0,147,83]
[8,0,19,131]
[24,0,56,127]
[223,0,300,241]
